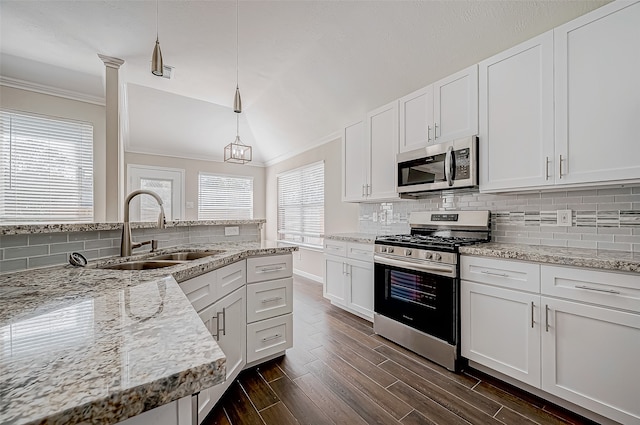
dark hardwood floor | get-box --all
[203,276,598,425]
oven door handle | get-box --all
[374,255,455,275]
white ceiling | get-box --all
[0,0,610,166]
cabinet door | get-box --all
[399,85,434,152]
[433,65,478,144]
[346,258,374,321]
[554,1,640,185]
[479,32,555,192]
[342,120,367,202]
[541,297,640,425]
[366,101,399,201]
[324,255,346,305]
[197,287,246,423]
[461,281,541,387]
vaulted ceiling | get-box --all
[0,0,609,166]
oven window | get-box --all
[389,269,436,309]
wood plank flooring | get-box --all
[203,276,598,425]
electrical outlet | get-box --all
[224,226,240,236]
[557,210,572,227]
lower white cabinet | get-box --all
[196,286,246,423]
[323,240,374,321]
[461,255,640,425]
[117,396,193,425]
[461,281,541,387]
[247,313,294,364]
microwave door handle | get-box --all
[445,146,454,186]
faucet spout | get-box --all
[121,190,166,257]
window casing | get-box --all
[0,110,93,223]
[198,173,253,220]
[277,161,324,248]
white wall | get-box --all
[0,86,107,221]
[265,137,359,280]
[125,152,266,222]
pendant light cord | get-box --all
[156,0,159,41]
[236,0,239,89]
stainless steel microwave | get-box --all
[397,136,478,198]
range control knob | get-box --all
[433,253,442,261]
[388,247,394,254]
[380,246,387,253]
[405,249,412,256]
[424,252,432,260]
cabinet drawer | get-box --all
[346,242,374,262]
[247,278,293,323]
[247,254,292,283]
[246,313,293,364]
[217,260,246,300]
[324,239,347,256]
[461,256,540,293]
[541,265,640,312]
[179,270,217,312]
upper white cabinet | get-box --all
[342,102,399,202]
[481,1,640,192]
[479,32,555,192]
[342,120,368,202]
[554,0,640,185]
[399,65,478,153]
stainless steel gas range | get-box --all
[373,210,490,372]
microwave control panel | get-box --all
[454,148,470,179]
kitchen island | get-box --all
[0,241,295,425]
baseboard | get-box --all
[293,269,323,283]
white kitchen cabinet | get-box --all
[398,65,478,153]
[398,85,434,152]
[541,296,640,425]
[342,120,367,202]
[554,0,640,186]
[342,102,399,202]
[197,286,246,423]
[117,396,193,425]
[366,101,399,201]
[462,255,640,425]
[245,253,293,367]
[434,65,478,144]
[324,241,374,321]
[479,31,555,192]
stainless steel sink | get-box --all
[146,250,225,261]
[100,260,185,270]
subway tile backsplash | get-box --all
[0,223,261,274]
[359,186,640,252]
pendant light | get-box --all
[151,0,163,76]
[225,0,252,164]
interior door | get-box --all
[128,164,185,220]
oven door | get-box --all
[374,255,457,345]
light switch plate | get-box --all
[225,226,240,236]
[557,210,572,226]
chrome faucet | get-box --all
[121,190,166,257]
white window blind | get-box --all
[198,173,253,220]
[277,161,324,248]
[0,111,93,223]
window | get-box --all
[0,111,93,223]
[277,161,324,248]
[198,173,253,220]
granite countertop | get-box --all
[324,233,379,244]
[0,219,266,235]
[460,242,640,273]
[0,241,297,425]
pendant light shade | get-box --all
[233,86,242,113]
[151,37,163,76]
[151,0,163,76]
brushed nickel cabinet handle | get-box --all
[575,285,620,295]
[262,334,282,342]
[531,301,535,328]
[261,296,283,304]
[480,270,508,277]
[427,125,432,142]
[559,155,564,179]
[545,305,550,332]
[434,122,439,139]
[545,157,550,180]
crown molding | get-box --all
[264,130,342,168]
[0,76,105,106]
